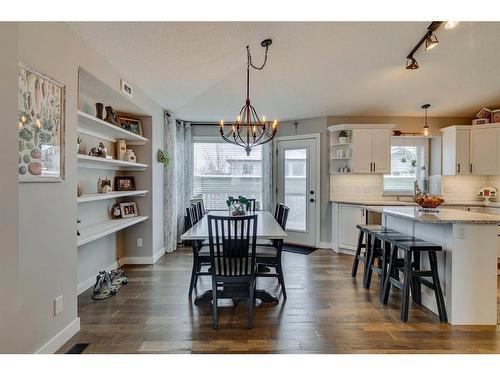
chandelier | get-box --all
[219,39,278,155]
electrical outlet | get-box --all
[54,295,63,316]
[137,238,143,247]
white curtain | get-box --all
[174,120,193,242]
[261,141,273,211]
[163,112,176,252]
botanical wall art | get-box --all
[18,63,65,182]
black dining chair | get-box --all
[187,204,210,297]
[256,205,289,299]
[207,214,258,329]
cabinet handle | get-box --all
[457,163,460,173]
[470,163,473,173]
[370,162,372,172]
[373,162,376,172]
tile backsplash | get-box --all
[330,174,497,202]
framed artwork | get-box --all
[114,176,136,191]
[119,202,138,218]
[117,116,143,136]
[18,63,65,182]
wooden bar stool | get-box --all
[381,238,447,323]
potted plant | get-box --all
[157,149,169,167]
[226,195,251,216]
[338,130,349,144]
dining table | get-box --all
[180,210,287,305]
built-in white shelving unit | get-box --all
[77,110,148,144]
[77,154,148,170]
[77,216,149,247]
[77,190,148,203]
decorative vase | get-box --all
[230,202,246,216]
[104,106,118,125]
[95,103,104,120]
[117,140,127,160]
[125,149,136,163]
[339,136,348,144]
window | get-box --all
[383,137,429,195]
[193,141,263,210]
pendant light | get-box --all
[219,39,278,155]
[422,104,431,136]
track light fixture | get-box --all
[405,21,460,70]
[406,57,419,70]
[425,32,439,50]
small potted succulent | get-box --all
[338,130,349,144]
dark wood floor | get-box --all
[58,247,500,354]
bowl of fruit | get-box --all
[415,194,445,212]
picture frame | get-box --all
[117,116,143,136]
[114,176,136,191]
[119,202,138,218]
[18,63,65,182]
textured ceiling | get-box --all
[68,22,500,121]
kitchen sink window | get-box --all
[193,140,263,210]
[383,137,430,195]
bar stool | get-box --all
[381,238,447,323]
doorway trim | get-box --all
[273,133,321,248]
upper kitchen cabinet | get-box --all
[441,124,500,176]
[441,126,470,175]
[328,124,394,174]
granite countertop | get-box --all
[364,206,500,224]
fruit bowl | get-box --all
[415,194,445,212]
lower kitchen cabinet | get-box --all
[332,203,367,253]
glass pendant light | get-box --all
[422,104,431,136]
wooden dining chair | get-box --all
[187,205,211,297]
[256,205,289,299]
[207,214,258,329]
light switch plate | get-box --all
[54,295,63,316]
[457,225,467,239]
[137,238,143,247]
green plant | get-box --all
[410,159,417,167]
[226,195,251,210]
[157,149,169,166]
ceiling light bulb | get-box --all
[444,21,459,30]
[423,126,430,137]
[406,57,419,70]
[425,33,439,50]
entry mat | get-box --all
[65,343,89,354]
[283,244,317,255]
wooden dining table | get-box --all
[180,210,287,305]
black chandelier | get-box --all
[219,39,278,155]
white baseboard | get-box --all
[35,317,80,354]
[152,246,166,263]
[77,261,118,295]
[318,242,332,249]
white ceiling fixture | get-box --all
[68,22,500,121]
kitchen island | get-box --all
[365,206,500,325]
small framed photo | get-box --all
[115,176,136,191]
[117,116,143,136]
[119,202,138,218]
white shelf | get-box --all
[331,157,351,160]
[78,190,148,203]
[77,154,148,170]
[77,216,148,247]
[77,110,148,144]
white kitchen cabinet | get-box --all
[441,126,470,176]
[484,207,500,260]
[470,127,500,175]
[441,124,500,176]
[346,124,394,174]
[371,129,392,173]
[337,204,366,251]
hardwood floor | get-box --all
[58,247,500,354]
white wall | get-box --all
[0,22,167,353]
[0,23,21,351]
